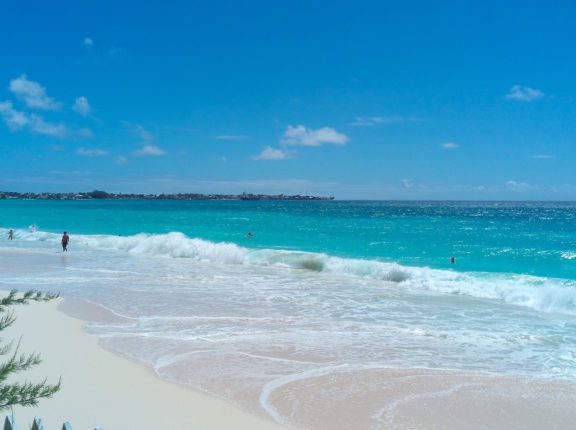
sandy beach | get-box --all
[5,297,576,430]
[1,246,576,429]
[3,297,282,430]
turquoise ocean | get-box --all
[1,200,576,426]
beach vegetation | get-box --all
[0,290,61,410]
[87,190,109,199]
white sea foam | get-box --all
[3,226,576,427]
[561,252,576,260]
[5,228,576,315]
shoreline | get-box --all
[1,240,576,429]
[4,297,576,430]
[3,297,282,430]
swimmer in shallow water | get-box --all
[450,256,455,264]
[246,232,254,238]
[61,231,70,252]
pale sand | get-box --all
[3,299,282,430]
[264,368,576,430]
[2,284,576,429]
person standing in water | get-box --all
[8,229,13,240]
[61,231,70,252]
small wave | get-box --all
[561,252,576,260]
[6,228,576,316]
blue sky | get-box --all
[1,1,576,199]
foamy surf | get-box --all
[2,219,576,429]
[5,228,576,316]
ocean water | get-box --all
[1,200,576,427]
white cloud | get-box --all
[212,135,248,141]
[349,116,423,127]
[123,122,163,156]
[506,180,531,191]
[505,85,545,102]
[280,125,348,147]
[134,145,165,156]
[0,101,67,137]
[116,156,128,165]
[136,125,154,142]
[31,116,68,137]
[8,75,61,110]
[73,96,92,116]
[530,154,554,159]
[122,121,154,143]
[83,37,94,47]
[76,147,108,156]
[441,142,460,149]
[0,101,28,129]
[253,146,289,160]
[401,179,414,189]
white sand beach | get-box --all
[7,297,576,430]
[3,298,282,430]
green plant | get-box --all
[0,290,61,410]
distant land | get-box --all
[0,190,334,201]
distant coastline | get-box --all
[0,190,334,201]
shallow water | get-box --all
[1,200,576,428]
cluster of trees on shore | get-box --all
[0,191,334,201]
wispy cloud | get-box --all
[505,85,545,102]
[9,75,61,110]
[73,96,92,116]
[122,122,164,156]
[0,101,67,137]
[83,37,94,47]
[349,116,423,127]
[122,121,154,143]
[280,125,348,147]
[134,145,165,156]
[212,135,248,141]
[506,180,532,191]
[116,156,129,165]
[253,146,290,160]
[401,179,414,189]
[76,147,108,157]
[134,125,153,142]
[530,154,554,159]
[441,142,460,149]
[0,101,27,129]
[139,127,154,143]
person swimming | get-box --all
[7,229,13,240]
[450,256,455,264]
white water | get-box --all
[1,229,576,427]
[6,228,576,316]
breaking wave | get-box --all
[8,229,576,315]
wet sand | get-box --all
[3,298,281,430]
